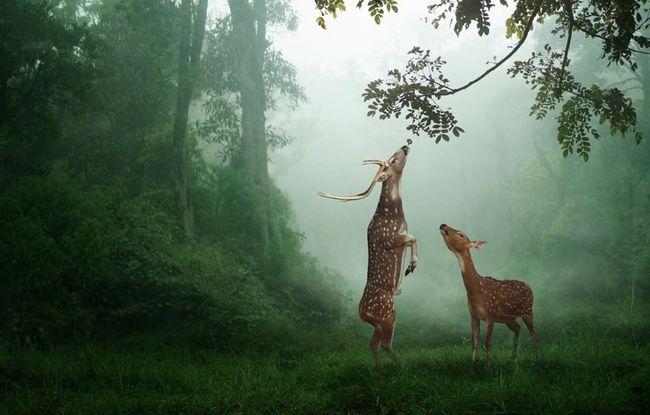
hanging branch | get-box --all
[555,0,573,98]
[320,0,648,159]
[440,0,544,96]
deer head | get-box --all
[318,146,410,201]
[439,224,486,254]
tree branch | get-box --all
[574,21,650,55]
[440,0,543,96]
[627,47,650,55]
[556,0,573,98]
[606,77,639,88]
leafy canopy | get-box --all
[315,0,650,160]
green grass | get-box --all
[1,324,649,414]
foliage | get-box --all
[508,44,641,160]
[315,0,649,159]
[2,320,649,413]
[363,47,464,142]
[0,0,97,181]
[199,8,307,161]
[0,0,346,348]
[499,136,650,306]
[0,3,649,413]
[0,166,346,346]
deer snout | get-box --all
[439,224,448,236]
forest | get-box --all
[1,0,649,413]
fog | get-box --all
[193,1,647,325]
[3,2,648,410]
[251,2,648,328]
[268,4,545,305]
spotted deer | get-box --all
[439,224,538,367]
[318,146,416,370]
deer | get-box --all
[439,224,538,367]
[318,146,416,370]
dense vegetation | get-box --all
[0,0,346,348]
[1,1,649,413]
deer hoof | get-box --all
[405,261,417,276]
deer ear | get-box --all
[376,172,389,182]
[471,240,487,249]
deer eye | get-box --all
[390,158,397,164]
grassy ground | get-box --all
[1,322,649,415]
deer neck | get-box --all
[455,250,481,293]
[376,174,403,217]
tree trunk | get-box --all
[172,0,208,239]
[228,0,270,253]
[253,0,269,191]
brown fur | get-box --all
[439,224,538,366]
[357,147,417,370]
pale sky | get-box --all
[265,2,538,289]
[210,1,543,295]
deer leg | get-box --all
[523,314,539,361]
[505,320,521,361]
[393,233,418,275]
[405,236,418,275]
[484,319,494,369]
[471,317,480,367]
[380,318,401,367]
[370,325,384,371]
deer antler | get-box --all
[362,159,386,166]
[317,164,386,202]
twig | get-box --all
[556,0,574,98]
[605,77,639,88]
[575,22,650,55]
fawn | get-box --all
[439,224,538,367]
[318,146,417,370]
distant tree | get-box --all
[203,0,306,254]
[70,0,179,187]
[0,0,96,183]
[172,0,208,239]
[200,4,304,162]
[315,0,649,160]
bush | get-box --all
[0,166,348,347]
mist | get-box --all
[2,1,648,412]
[262,3,647,332]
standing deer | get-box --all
[439,224,538,367]
[318,146,416,370]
